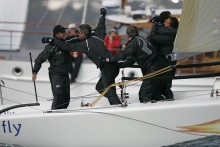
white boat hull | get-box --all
[0,93,220,147]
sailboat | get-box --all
[1,0,220,146]
[0,0,216,106]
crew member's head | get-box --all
[53,25,67,40]
[67,23,78,37]
[159,11,171,24]
[126,25,139,38]
[164,17,179,28]
[78,24,92,40]
[109,28,118,37]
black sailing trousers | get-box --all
[49,73,70,109]
[96,63,121,105]
[161,60,177,99]
[139,57,168,102]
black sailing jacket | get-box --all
[33,37,72,74]
[109,36,158,69]
[150,26,177,56]
[52,15,113,68]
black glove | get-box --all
[156,22,163,26]
[100,8,107,16]
[41,37,53,44]
[149,16,160,23]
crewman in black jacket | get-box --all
[104,25,168,103]
[32,25,72,110]
[42,8,121,105]
[150,17,179,100]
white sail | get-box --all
[0,0,29,50]
[173,0,220,60]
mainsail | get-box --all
[173,0,220,60]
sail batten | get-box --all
[173,0,220,60]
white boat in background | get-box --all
[1,0,220,147]
[0,0,29,51]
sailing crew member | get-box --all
[104,28,121,55]
[102,25,168,103]
[149,17,179,100]
[67,23,83,84]
[32,25,72,110]
[41,8,121,105]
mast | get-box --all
[81,0,89,24]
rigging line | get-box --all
[36,0,52,27]
[175,57,191,66]
[68,78,121,99]
[90,66,172,106]
[18,78,218,112]
[126,83,213,100]
[48,75,114,99]
[70,76,101,90]
[52,109,208,137]
[10,84,214,113]
[48,78,123,109]
[55,0,67,25]
[91,69,171,106]
[47,75,101,99]
[0,97,44,112]
[3,86,49,100]
[47,71,218,110]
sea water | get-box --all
[2,135,220,146]
[0,144,26,147]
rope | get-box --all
[129,60,220,69]
[89,66,172,107]
[122,72,220,81]
[4,86,49,100]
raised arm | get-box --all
[93,8,107,39]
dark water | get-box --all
[1,135,220,147]
[163,135,220,147]
[0,144,26,147]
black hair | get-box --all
[79,24,92,37]
[159,11,171,24]
[169,17,179,28]
[126,25,139,37]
